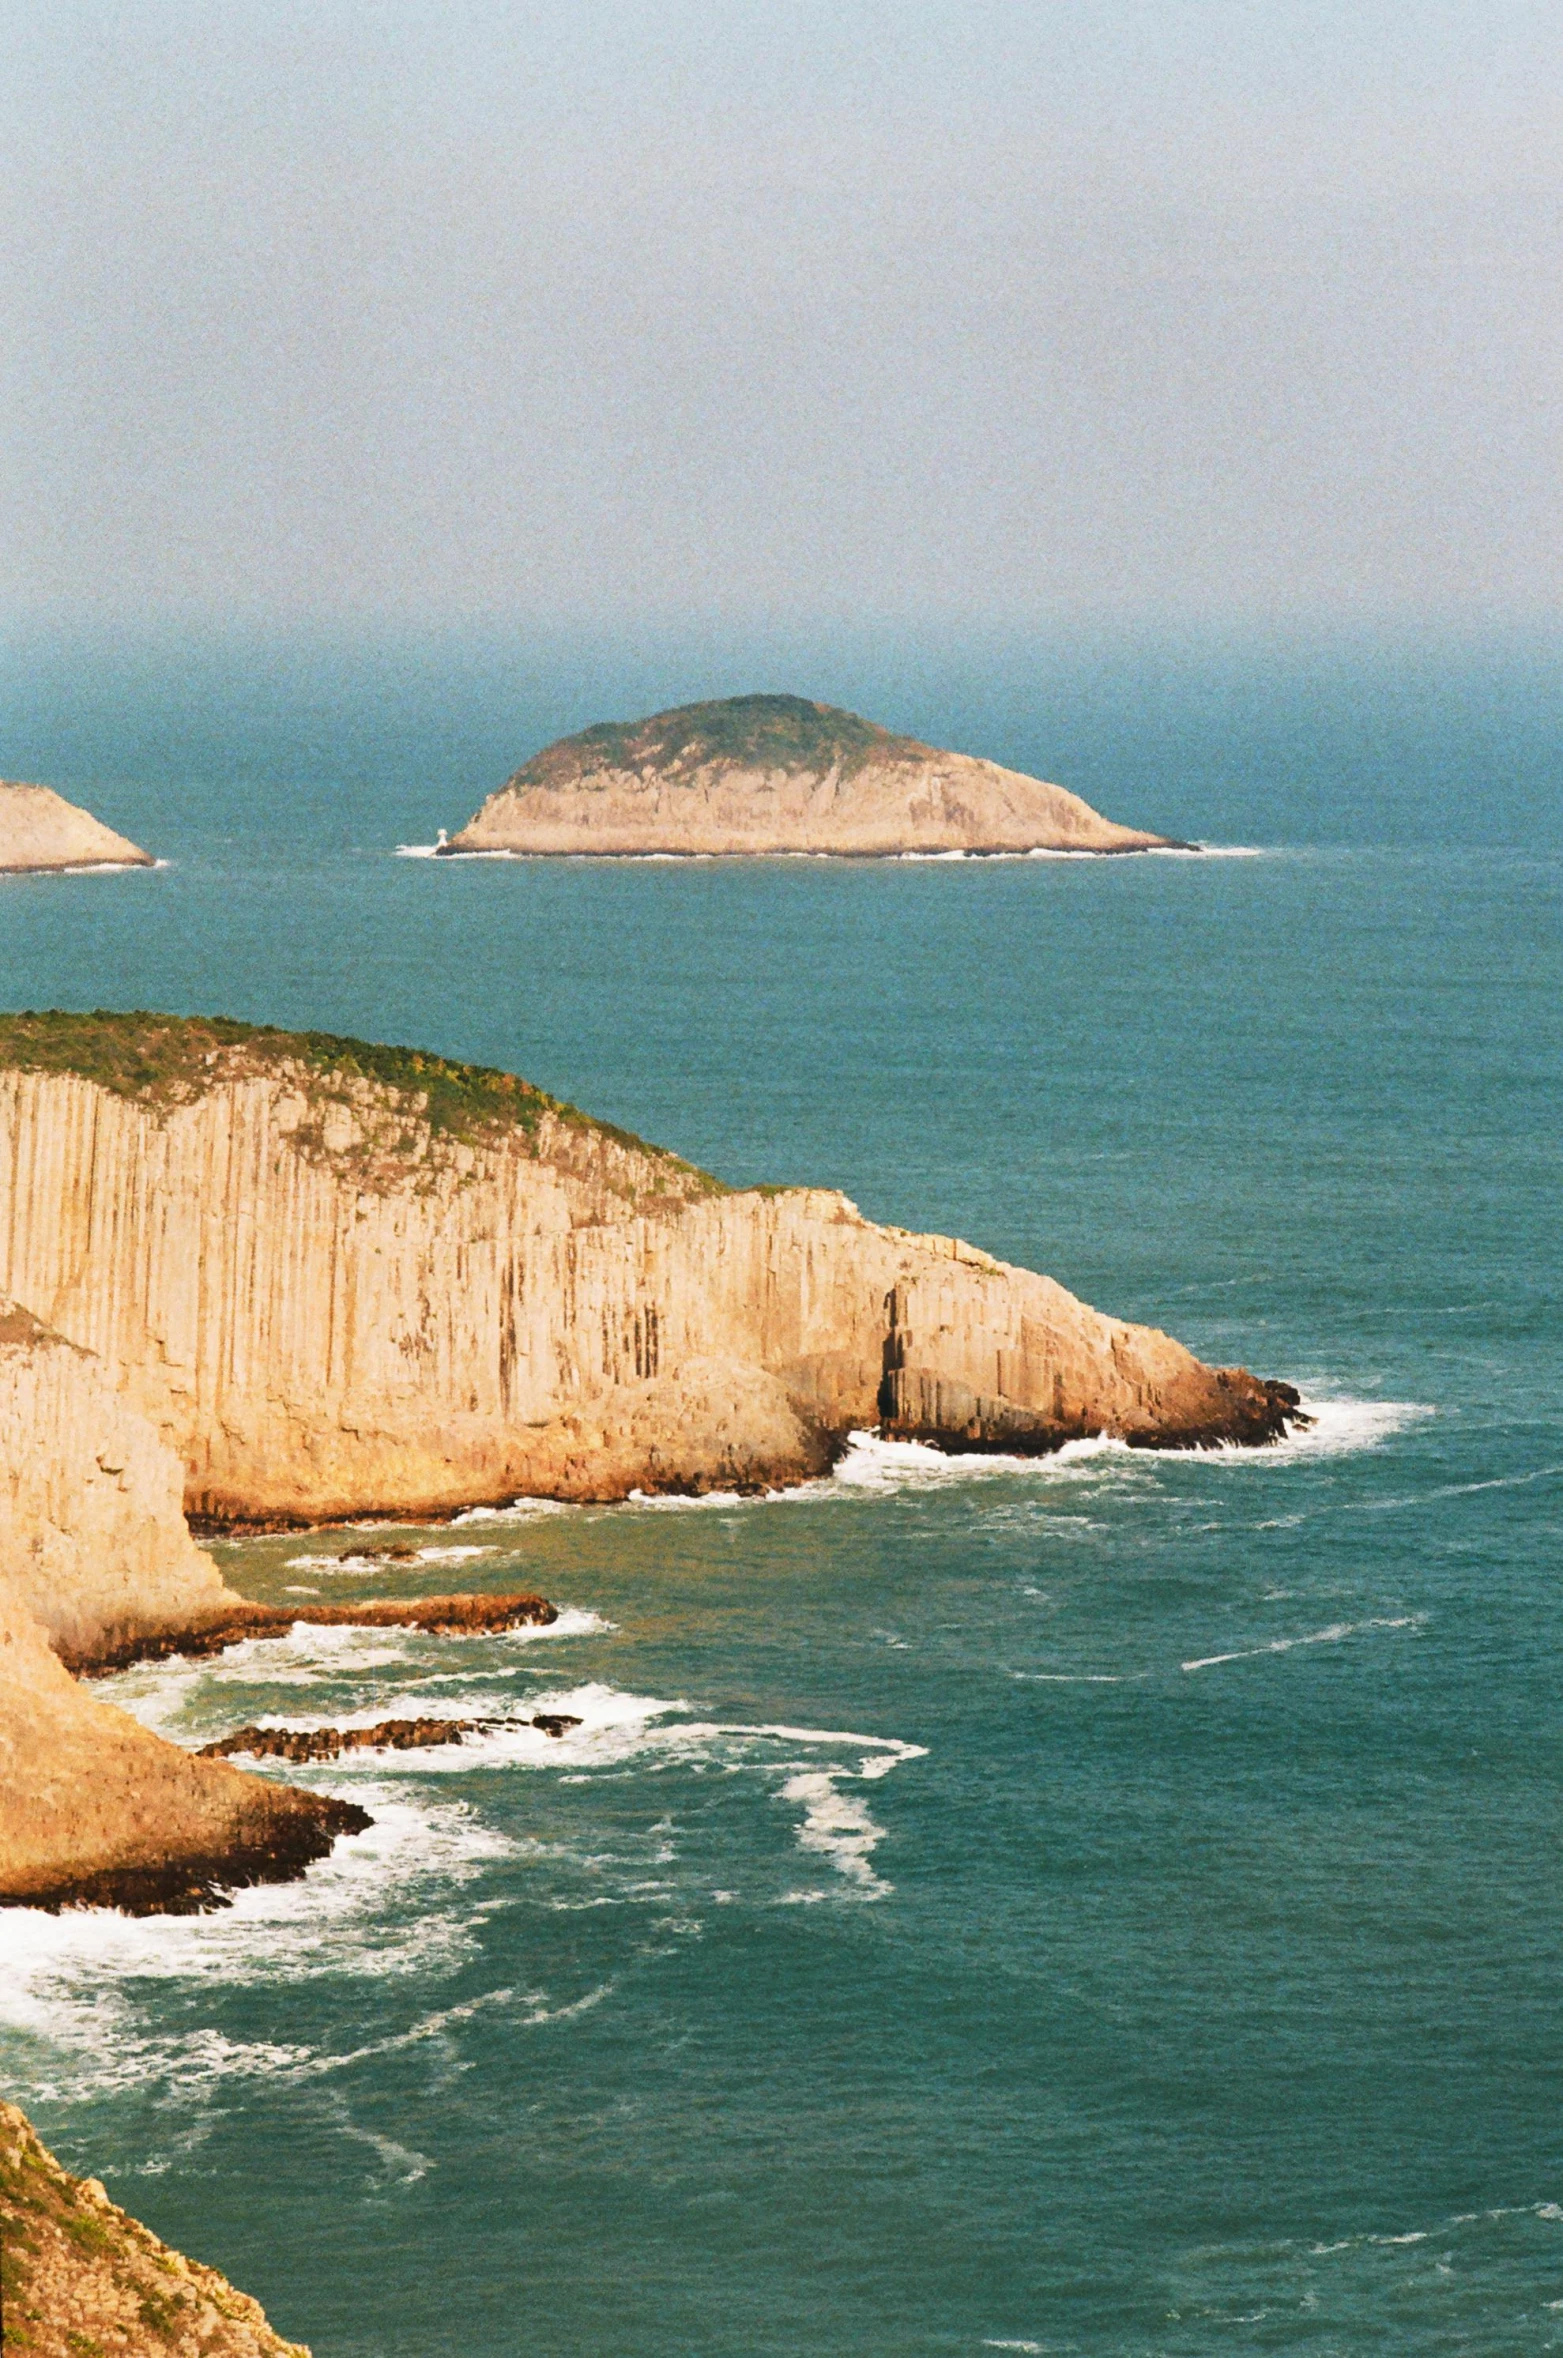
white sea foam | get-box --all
[887,844,1265,864]
[97,1608,614,1741]
[55,858,173,876]
[1226,1396,1432,1462]
[452,1495,576,1527]
[216,1687,927,1794]
[1359,1457,1563,1512]
[779,1771,890,1896]
[1,1670,927,2103]
[0,1792,512,2094]
[1181,1615,1423,1673]
[824,1399,1428,1490]
[432,1396,1420,1531]
[284,1543,495,1571]
[1012,1672,1130,1684]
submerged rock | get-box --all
[437,692,1187,858]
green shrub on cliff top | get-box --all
[0,1010,721,1184]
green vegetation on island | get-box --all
[509,693,927,792]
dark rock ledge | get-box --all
[201,1710,584,1764]
[65,1591,558,1676]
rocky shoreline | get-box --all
[13,1795,373,1918]
[200,1708,583,1765]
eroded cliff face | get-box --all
[0,1304,365,1911]
[440,693,1182,857]
[443,749,1175,857]
[0,1302,233,1658]
[0,1036,1296,1523]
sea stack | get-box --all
[436,693,1186,858]
[0,780,155,873]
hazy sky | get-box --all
[4,1,1560,629]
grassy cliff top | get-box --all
[505,693,929,793]
[0,1009,721,1181]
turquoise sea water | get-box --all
[0,636,1560,2355]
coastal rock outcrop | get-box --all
[0,2099,310,2356]
[0,1300,234,1662]
[0,1012,1299,1526]
[0,1301,368,1912]
[437,692,1185,857]
[0,780,155,873]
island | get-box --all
[434,692,1187,857]
[0,780,155,873]
[0,1010,1300,1917]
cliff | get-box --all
[0,2100,309,2356]
[0,781,154,873]
[437,693,1184,857]
[0,1012,1297,1527]
[0,1300,366,1911]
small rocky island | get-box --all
[436,692,1186,857]
[0,780,155,873]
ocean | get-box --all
[0,629,1560,2355]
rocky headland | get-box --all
[436,692,1186,857]
[0,1282,550,1912]
[0,2099,309,2356]
[0,1010,1298,1525]
[0,780,155,873]
[0,1006,1299,1921]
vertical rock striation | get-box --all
[0,1015,1300,1522]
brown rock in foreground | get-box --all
[0,1014,1301,1526]
[0,780,155,873]
[0,2100,309,2357]
[438,693,1186,858]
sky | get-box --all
[3,1,1560,632]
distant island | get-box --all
[0,780,154,873]
[435,693,1188,857]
